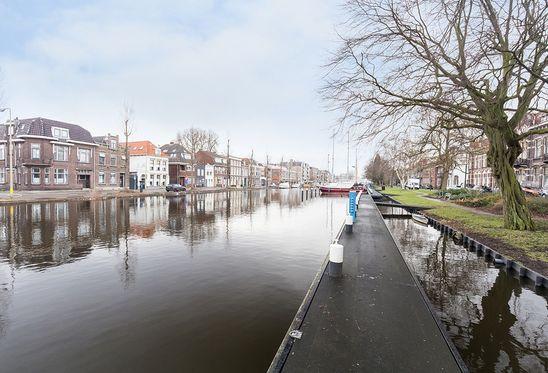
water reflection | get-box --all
[386,218,548,372]
[0,190,344,372]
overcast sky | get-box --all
[0,0,374,173]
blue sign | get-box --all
[348,191,357,219]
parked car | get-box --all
[166,184,186,192]
[541,186,548,198]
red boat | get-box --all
[319,182,360,195]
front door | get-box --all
[78,174,91,188]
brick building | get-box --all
[0,117,100,191]
[93,134,127,189]
[160,142,194,186]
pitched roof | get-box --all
[1,117,95,143]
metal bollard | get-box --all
[329,243,344,277]
[345,215,354,233]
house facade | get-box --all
[160,142,194,186]
[93,134,127,189]
[0,117,101,191]
[127,141,169,189]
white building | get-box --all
[127,141,169,189]
[205,164,214,187]
[447,154,468,189]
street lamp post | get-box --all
[0,108,15,195]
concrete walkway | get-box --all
[278,195,464,372]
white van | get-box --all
[406,178,420,189]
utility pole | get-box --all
[266,154,269,189]
[347,131,350,179]
[0,108,14,195]
[331,132,335,182]
[355,148,358,184]
[226,138,230,191]
[250,149,254,188]
[281,156,284,183]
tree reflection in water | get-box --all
[386,218,547,372]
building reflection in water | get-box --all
[0,189,312,271]
[386,218,548,372]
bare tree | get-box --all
[415,113,481,190]
[204,130,219,152]
[122,104,134,189]
[177,127,207,187]
[324,0,547,230]
[365,153,395,186]
[382,136,422,189]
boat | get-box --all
[291,183,301,188]
[279,182,290,189]
[319,181,355,195]
[411,213,428,225]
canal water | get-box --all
[384,217,548,372]
[0,190,346,372]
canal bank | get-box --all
[0,186,286,205]
[271,194,465,372]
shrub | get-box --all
[527,197,548,216]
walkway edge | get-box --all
[374,201,469,372]
[267,219,346,373]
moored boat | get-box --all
[279,182,290,189]
[411,213,428,225]
[319,181,355,195]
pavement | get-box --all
[279,195,464,372]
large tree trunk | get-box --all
[485,127,534,230]
[439,167,449,191]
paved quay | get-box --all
[0,186,272,204]
[273,194,465,372]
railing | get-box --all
[513,158,529,168]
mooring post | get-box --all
[345,214,353,233]
[329,242,343,277]
[348,191,357,221]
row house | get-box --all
[93,134,127,189]
[196,151,227,188]
[243,158,263,187]
[160,142,194,186]
[467,115,547,190]
[127,141,169,189]
[0,117,127,191]
[516,117,548,188]
[228,156,244,187]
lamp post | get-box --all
[0,108,15,195]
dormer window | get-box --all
[52,126,69,140]
[110,140,117,150]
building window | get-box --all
[0,144,4,160]
[31,168,41,184]
[110,172,116,185]
[54,168,68,184]
[52,127,69,140]
[0,168,4,183]
[110,156,116,166]
[110,140,117,150]
[53,145,69,161]
[98,152,106,165]
[31,144,41,159]
[78,148,91,163]
[535,139,542,158]
[44,168,50,184]
[98,172,105,184]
